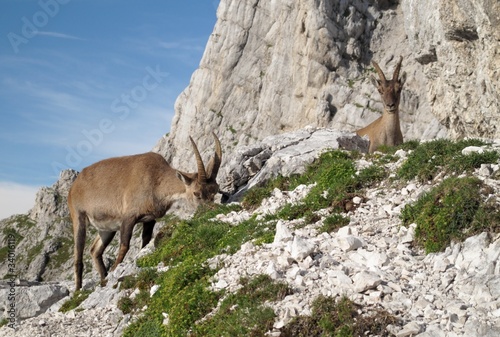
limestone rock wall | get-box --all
[155,0,498,173]
[0,170,78,282]
[402,0,500,139]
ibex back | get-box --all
[68,133,222,291]
[356,56,406,153]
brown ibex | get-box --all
[68,133,222,291]
[356,56,406,153]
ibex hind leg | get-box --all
[73,212,87,291]
[90,231,116,287]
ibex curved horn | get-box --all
[372,60,387,83]
[207,132,222,181]
[392,56,403,81]
[189,136,207,183]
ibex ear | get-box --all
[399,72,407,86]
[176,171,194,186]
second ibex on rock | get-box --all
[68,133,222,291]
[357,56,406,153]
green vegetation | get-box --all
[123,203,278,336]
[270,150,385,224]
[59,290,92,313]
[0,247,9,264]
[401,177,500,253]
[281,295,398,337]
[397,138,498,182]
[120,267,158,291]
[5,214,36,229]
[241,149,387,233]
[26,242,44,266]
[395,139,500,253]
[117,268,159,314]
[375,140,420,155]
[321,214,350,233]
[1,227,24,245]
[193,275,291,336]
[0,318,8,328]
[153,215,183,248]
[227,125,237,134]
[46,237,73,270]
[241,175,291,210]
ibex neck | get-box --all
[382,109,400,122]
[158,169,188,197]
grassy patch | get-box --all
[26,241,44,266]
[376,140,420,155]
[270,150,384,224]
[320,214,350,233]
[1,227,24,245]
[59,290,91,312]
[153,214,180,248]
[397,139,498,182]
[117,296,134,314]
[117,268,159,314]
[123,261,219,336]
[120,267,158,290]
[193,275,291,336]
[241,176,292,210]
[5,214,36,229]
[401,177,500,253]
[124,203,278,336]
[46,237,72,270]
[281,295,398,337]
[0,247,9,264]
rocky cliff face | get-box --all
[155,0,498,178]
[0,170,78,283]
[402,0,500,139]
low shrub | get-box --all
[397,139,498,182]
[281,295,398,337]
[59,290,92,313]
[401,177,500,253]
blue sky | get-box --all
[0,0,218,218]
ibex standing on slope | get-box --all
[356,56,406,153]
[68,133,222,291]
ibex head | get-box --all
[176,132,222,205]
[371,56,406,114]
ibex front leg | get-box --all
[110,217,137,272]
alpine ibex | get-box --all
[68,133,222,291]
[356,56,406,153]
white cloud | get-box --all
[0,182,39,220]
[34,31,85,40]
